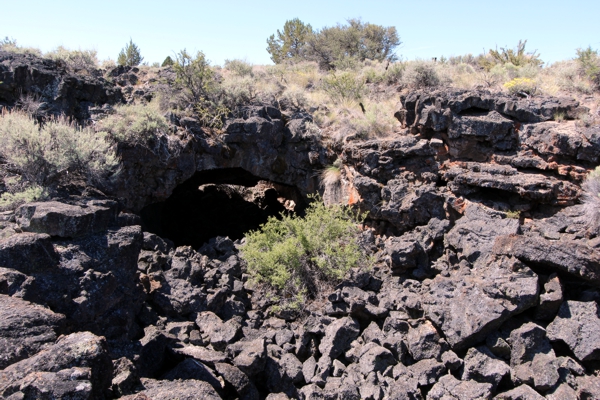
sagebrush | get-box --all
[0,111,118,208]
[241,197,368,312]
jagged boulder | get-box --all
[547,300,600,361]
[0,331,112,399]
[15,200,119,238]
[0,295,65,369]
[423,255,539,349]
[0,50,123,119]
[120,378,221,400]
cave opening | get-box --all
[140,168,306,249]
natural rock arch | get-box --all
[139,167,306,248]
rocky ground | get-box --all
[1,51,600,399]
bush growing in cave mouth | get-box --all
[241,196,369,313]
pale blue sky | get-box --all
[3,0,599,66]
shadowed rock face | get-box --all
[2,57,600,399]
[0,51,124,120]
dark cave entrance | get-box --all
[140,168,306,249]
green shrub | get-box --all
[97,102,168,145]
[322,71,365,102]
[349,102,397,138]
[504,77,537,95]
[267,18,400,70]
[278,86,310,110]
[267,18,314,64]
[385,62,405,83]
[173,49,217,103]
[241,196,368,312]
[480,40,543,70]
[0,37,42,56]
[0,185,46,210]
[224,59,254,77]
[0,111,118,188]
[45,46,98,71]
[219,76,258,108]
[402,61,441,88]
[117,39,143,67]
[576,46,600,88]
[505,210,520,219]
[162,56,174,67]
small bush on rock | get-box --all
[241,196,368,312]
[0,111,118,201]
[504,77,537,96]
[402,61,441,88]
[480,40,543,70]
[45,46,99,72]
[96,102,179,161]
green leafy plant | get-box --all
[241,196,368,312]
[173,49,216,105]
[320,164,342,187]
[267,18,400,70]
[117,39,144,66]
[554,111,566,122]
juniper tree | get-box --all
[266,18,313,64]
[117,39,143,67]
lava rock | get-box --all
[231,338,267,377]
[428,373,493,400]
[318,316,360,359]
[407,319,445,361]
[15,200,118,238]
[162,358,223,394]
[534,273,564,321]
[546,300,600,361]
[423,255,539,349]
[493,233,600,283]
[358,342,396,375]
[0,331,112,399]
[509,322,560,391]
[0,295,65,369]
[445,203,520,262]
[462,346,510,389]
[0,232,59,275]
[215,362,259,400]
[120,378,221,400]
[195,311,241,350]
[493,384,544,400]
